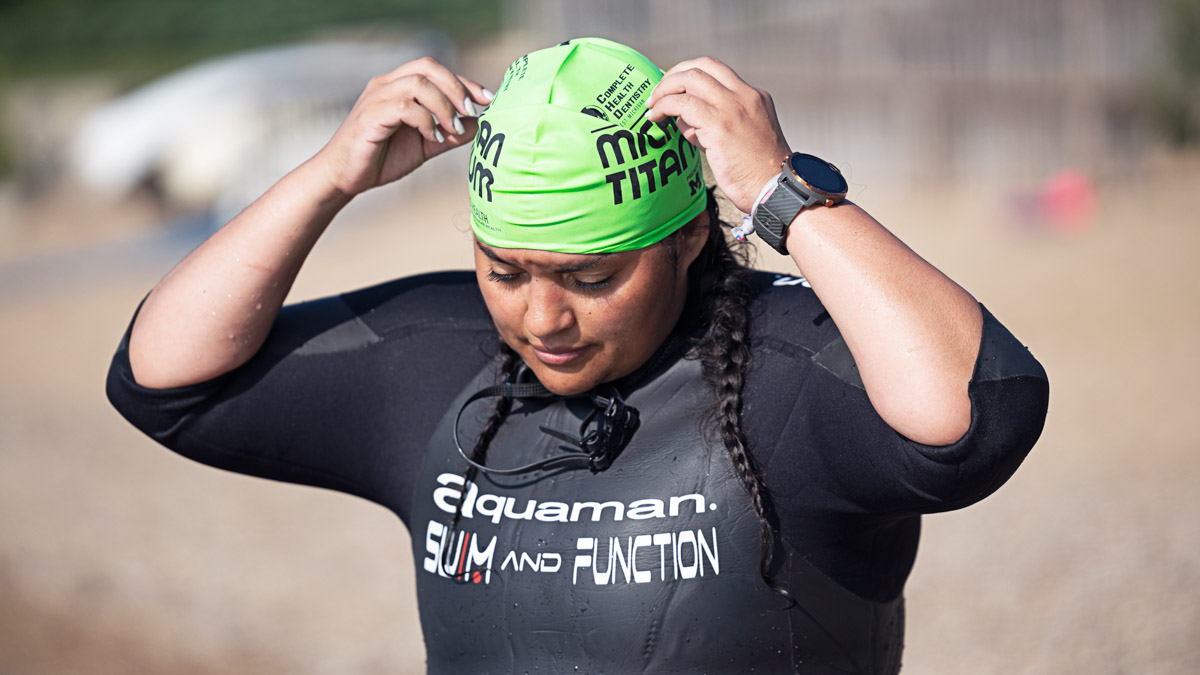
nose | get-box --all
[524,278,575,339]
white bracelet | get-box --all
[732,172,783,242]
[731,216,755,241]
[748,172,782,218]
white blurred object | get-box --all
[71,36,454,213]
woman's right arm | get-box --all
[129,57,491,389]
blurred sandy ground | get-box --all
[4,152,1199,673]
[3,28,1200,675]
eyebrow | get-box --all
[476,241,609,274]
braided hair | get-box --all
[447,188,785,597]
[446,345,519,535]
[688,189,789,601]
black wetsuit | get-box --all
[106,270,1048,674]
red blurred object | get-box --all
[1037,169,1096,234]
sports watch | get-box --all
[751,152,848,254]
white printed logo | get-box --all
[772,274,811,288]
[422,473,723,587]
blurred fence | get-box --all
[508,0,1162,184]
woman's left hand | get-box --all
[645,57,791,213]
[650,57,984,447]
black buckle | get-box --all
[539,386,640,472]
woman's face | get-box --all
[473,219,707,396]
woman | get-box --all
[107,38,1048,673]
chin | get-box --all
[520,358,601,396]
[530,368,599,397]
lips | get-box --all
[530,344,589,366]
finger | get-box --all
[374,57,496,120]
[658,56,749,93]
[457,76,495,115]
[411,60,475,118]
[674,118,705,151]
[393,74,462,139]
[371,97,441,144]
[424,116,480,158]
[643,89,719,129]
[646,66,736,115]
[370,73,475,144]
[385,57,482,117]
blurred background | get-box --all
[1,0,1197,672]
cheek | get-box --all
[580,295,635,339]
[589,281,670,346]
[478,285,522,338]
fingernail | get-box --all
[434,128,445,143]
[482,88,495,102]
[463,97,478,116]
[453,115,466,135]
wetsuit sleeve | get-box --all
[105,272,497,522]
[889,306,1049,512]
[757,304,1049,517]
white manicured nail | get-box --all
[434,127,445,143]
[482,88,495,102]
[453,115,466,135]
[464,97,478,116]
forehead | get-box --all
[474,239,632,273]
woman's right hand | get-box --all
[315,57,493,197]
[129,57,493,389]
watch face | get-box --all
[788,153,847,196]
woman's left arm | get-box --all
[781,203,981,446]
[647,57,980,446]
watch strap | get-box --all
[753,175,815,255]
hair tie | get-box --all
[732,216,755,242]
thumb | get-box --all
[675,118,705,151]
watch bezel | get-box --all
[784,152,848,200]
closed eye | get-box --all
[570,277,612,292]
[487,268,612,292]
[486,270,523,285]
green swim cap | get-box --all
[467,37,706,254]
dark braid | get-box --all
[443,344,520,573]
[688,188,791,602]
